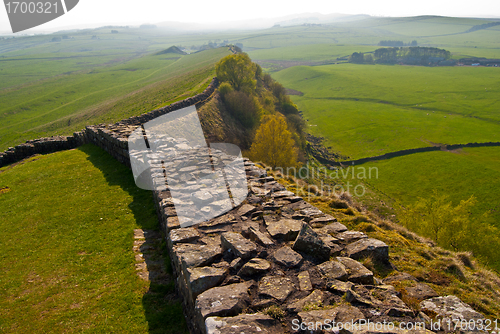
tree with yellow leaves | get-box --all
[249,114,297,169]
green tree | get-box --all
[364,54,374,64]
[224,91,260,128]
[216,53,256,93]
[249,115,297,168]
[348,52,364,64]
[397,191,476,251]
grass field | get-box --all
[0,47,230,151]
[272,63,500,159]
[359,147,500,225]
[0,145,187,333]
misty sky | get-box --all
[1,0,500,33]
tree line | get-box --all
[216,52,306,168]
[349,46,452,66]
[466,21,500,33]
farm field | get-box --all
[355,147,500,224]
[0,145,187,333]
[272,64,500,159]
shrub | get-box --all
[218,82,233,97]
[263,305,285,320]
[223,90,260,128]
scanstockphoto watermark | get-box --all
[272,162,379,199]
[291,319,427,332]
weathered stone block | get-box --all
[221,232,257,259]
[258,276,295,302]
[337,257,374,285]
[316,260,348,281]
[195,281,254,329]
[247,226,274,246]
[238,258,271,276]
[292,223,331,261]
[266,219,302,241]
[345,238,389,263]
[205,313,282,334]
[273,246,303,268]
[186,266,228,300]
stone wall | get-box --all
[0,78,218,168]
[152,154,485,333]
[314,141,500,167]
[0,76,487,333]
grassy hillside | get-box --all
[331,147,500,230]
[273,63,500,159]
[0,145,187,333]
[0,47,230,151]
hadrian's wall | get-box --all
[0,78,219,168]
[0,76,487,333]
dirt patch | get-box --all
[448,148,464,154]
[285,88,304,96]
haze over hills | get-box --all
[2,12,500,36]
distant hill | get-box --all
[155,46,187,55]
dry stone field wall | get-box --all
[0,76,487,333]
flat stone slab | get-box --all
[237,204,257,217]
[337,257,374,285]
[238,258,271,276]
[221,232,257,259]
[266,219,302,241]
[273,246,303,268]
[247,226,274,246]
[292,223,331,261]
[325,278,354,293]
[186,266,228,299]
[345,238,389,263]
[298,271,313,291]
[173,243,222,272]
[382,272,418,284]
[205,313,282,334]
[319,221,349,234]
[271,190,295,197]
[316,259,348,281]
[337,231,368,242]
[169,227,201,245]
[258,276,295,302]
[406,283,439,301]
[195,281,254,322]
[420,295,485,329]
[309,215,338,227]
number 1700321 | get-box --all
[5,2,59,14]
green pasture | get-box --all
[272,63,500,159]
[0,47,230,151]
[0,145,187,333]
[359,146,500,228]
